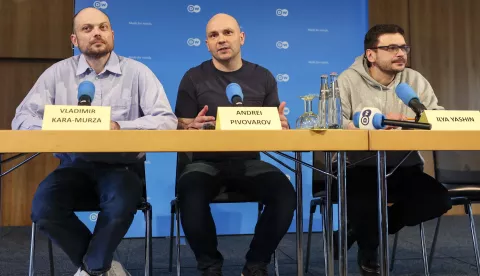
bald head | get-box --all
[73,7,111,33]
[205,13,245,68]
[70,7,114,59]
[206,13,241,36]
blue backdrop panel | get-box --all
[74,0,368,237]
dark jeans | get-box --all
[344,166,452,250]
[177,159,296,271]
[31,160,143,275]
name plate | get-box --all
[419,110,480,130]
[42,105,111,130]
[216,107,282,130]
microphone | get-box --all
[77,81,95,106]
[395,83,427,121]
[353,108,432,130]
[226,83,243,106]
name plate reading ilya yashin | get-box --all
[216,107,282,130]
[419,110,480,130]
[42,105,111,130]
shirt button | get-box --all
[95,76,99,80]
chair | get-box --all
[304,151,429,275]
[28,162,153,276]
[168,152,279,276]
[427,151,480,276]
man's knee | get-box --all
[405,184,452,225]
[260,172,297,213]
[430,186,452,216]
[31,192,51,223]
[177,169,217,204]
[31,190,70,226]
[100,191,141,220]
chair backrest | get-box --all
[131,160,147,199]
[175,152,193,182]
[434,151,480,184]
[312,151,327,196]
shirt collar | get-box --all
[76,51,122,76]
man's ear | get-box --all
[70,33,79,47]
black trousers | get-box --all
[342,166,452,250]
[177,159,296,271]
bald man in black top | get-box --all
[175,13,296,276]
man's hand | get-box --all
[187,105,216,130]
[385,113,407,130]
[346,121,357,130]
[278,102,289,130]
[110,121,120,130]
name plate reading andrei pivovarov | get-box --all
[419,110,480,130]
[216,107,282,130]
[42,105,111,130]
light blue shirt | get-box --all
[12,52,178,164]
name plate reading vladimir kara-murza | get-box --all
[216,107,282,130]
[419,110,480,130]
[42,105,111,130]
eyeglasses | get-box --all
[370,45,411,54]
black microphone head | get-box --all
[231,95,243,106]
[226,83,243,105]
[77,81,95,106]
[78,95,92,106]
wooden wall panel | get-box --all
[0,61,55,130]
[409,0,480,110]
[1,154,59,226]
[0,61,60,226]
[368,0,412,66]
[409,0,480,215]
[369,0,410,34]
[0,0,73,226]
[0,0,73,59]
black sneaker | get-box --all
[333,222,356,260]
[241,262,268,276]
[357,247,380,275]
[201,266,222,276]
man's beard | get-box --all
[378,59,406,74]
[81,43,114,59]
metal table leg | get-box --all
[377,151,389,276]
[337,151,348,276]
[324,152,334,276]
[295,152,304,276]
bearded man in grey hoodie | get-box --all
[335,24,452,275]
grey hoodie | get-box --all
[338,54,444,167]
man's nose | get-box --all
[92,26,102,35]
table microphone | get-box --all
[226,83,243,106]
[395,83,427,122]
[78,81,95,106]
[353,108,432,130]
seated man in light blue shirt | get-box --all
[12,7,177,276]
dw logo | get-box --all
[187,38,201,47]
[276,9,289,17]
[89,212,98,222]
[187,5,201,13]
[276,74,290,82]
[93,1,108,9]
[361,109,372,125]
[276,41,289,49]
